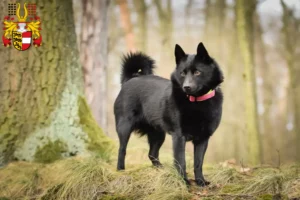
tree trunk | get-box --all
[280,0,300,160]
[133,0,147,52]
[153,0,173,78]
[236,0,262,165]
[215,0,226,58]
[154,0,173,51]
[117,0,135,51]
[0,0,113,165]
[80,0,109,131]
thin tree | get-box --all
[254,12,272,163]
[280,0,300,160]
[133,0,147,52]
[117,0,135,51]
[153,0,173,51]
[236,0,262,165]
[80,0,110,131]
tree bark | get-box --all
[0,0,113,165]
[117,0,135,51]
[154,0,173,51]
[236,0,262,165]
[80,0,109,131]
[133,0,147,52]
[280,0,300,160]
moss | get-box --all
[78,96,115,161]
[34,140,67,163]
[256,194,273,200]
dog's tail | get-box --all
[120,52,155,84]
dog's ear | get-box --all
[175,44,186,65]
[196,42,210,61]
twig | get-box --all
[240,159,245,172]
[276,149,281,169]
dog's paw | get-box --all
[117,166,125,171]
[184,178,191,186]
[196,179,210,187]
[152,161,163,168]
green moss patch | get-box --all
[78,96,115,161]
[34,140,67,163]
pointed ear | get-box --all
[196,42,210,60]
[175,44,186,64]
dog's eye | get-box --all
[194,70,201,76]
[180,72,186,77]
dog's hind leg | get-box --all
[116,118,133,170]
[147,131,166,167]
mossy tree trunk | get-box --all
[236,0,262,165]
[0,0,113,165]
[280,0,300,161]
[80,0,109,131]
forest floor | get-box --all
[0,135,299,200]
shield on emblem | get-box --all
[12,31,32,51]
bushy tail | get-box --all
[120,52,155,84]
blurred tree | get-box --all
[184,0,193,35]
[236,0,262,165]
[280,0,300,160]
[203,0,211,35]
[203,0,226,57]
[133,0,147,52]
[153,0,173,51]
[108,0,122,53]
[0,0,113,165]
[254,12,272,163]
[80,0,110,131]
[117,0,135,51]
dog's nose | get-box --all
[184,86,191,91]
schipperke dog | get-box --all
[114,43,224,186]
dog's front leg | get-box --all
[172,134,189,184]
[193,139,210,186]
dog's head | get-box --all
[171,42,224,96]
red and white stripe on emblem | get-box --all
[22,32,32,50]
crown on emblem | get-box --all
[16,3,28,22]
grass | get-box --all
[0,158,190,200]
[0,135,299,200]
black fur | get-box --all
[114,43,224,186]
[120,52,155,84]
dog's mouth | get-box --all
[183,85,212,97]
[183,86,202,96]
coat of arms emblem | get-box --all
[2,3,42,51]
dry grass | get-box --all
[0,158,191,200]
[0,159,299,200]
[0,136,299,200]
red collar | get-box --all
[187,90,215,102]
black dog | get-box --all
[114,43,224,186]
